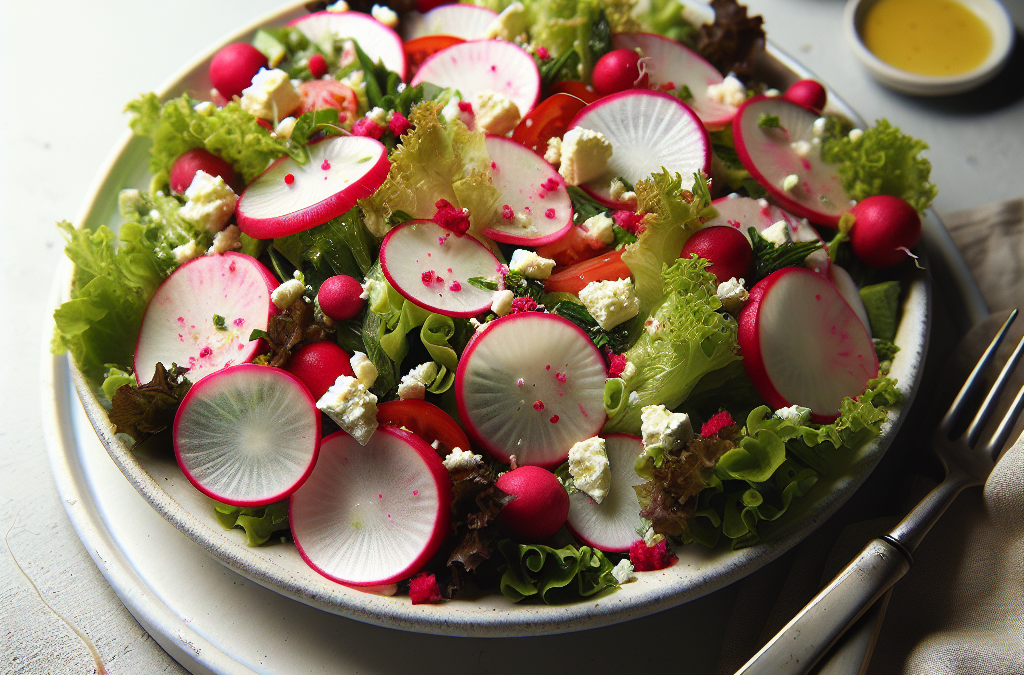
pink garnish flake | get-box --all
[727,219,741,228]
[502,204,514,221]
[536,46,551,60]
[550,415,559,423]
[233,318,245,327]
[555,372,567,383]
[517,378,524,387]
[541,177,559,191]
[352,118,385,139]
[629,540,677,571]
[321,159,331,170]
[544,208,556,219]
[533,400,545,411]
[613,210,646,234]
[199,346,212,358]
[422,270,436,285]
[409,572,443,605]
[284,173,295,185]
[545,365,551,370]
[491,161,497,170]
[701,411,735,438]
[432,198,471,235]
[448,281,462,291]
[413,490,419,496]
[458,100,474,113]
[436,276,444,284]
[388,111,410,137]
[510,297,538,313]
[228,261,236,272]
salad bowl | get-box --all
[61,0,930,637]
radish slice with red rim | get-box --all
[738,267,878,422]
[410,40,541,116]
[134,252,277,385]
[567,434,646,552]
[289,426,451,586]
[568,90,710,208]
[731,96,851,227]
[402,4,498,41]
[236,136,390,239]
[482,135,573,246]
[289,11,407,80]
[173,364,321,507]
[380,219,501,317]
[827,264,872,335]
[612,32,736,131]
[455,313,607,467]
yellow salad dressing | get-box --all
[862,0,992,76]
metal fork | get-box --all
[735,309,1024,675]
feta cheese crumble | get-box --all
[443,447,484,471]
[558,127,612,186]
[179,171,237,233]
[472,90,521,135]
[275,116,298,139]
[640,405,693,453]
[509,249,556,279]
[317,376,379,445]
[207,225,242,255]
[608,178,637,205]
[568,436,611,504]
[485,2,529,41]
[398,362,439,400]
[350,351,379,389]
[172,240,201,264]
[240,68,301,120]
[706,75,746,107]
[578,278,640,330]
[716,277,749,313]
[544,137,562,166]
[271,279,305,309]
[848,128,864,143]
[581,212,615,246]
[611,558,635,584]
[791,140,812,158]
[761,220,790,246]
[326,0,349,10]
[491,289,514,316]
[370,4,399,28]
[775,405,812,425]
[782,173,800,192]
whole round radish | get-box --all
[495,466,569,541]
[849,195,922,269]
[170,148,239,194]
[738,267,878,422]
[134,252,278,385]
[209,43,268,100]
[173,364,321,507]
[592,49,649,96]
[285,341,354,401]
[567,434,645,552]
[317,274,365,321]
[783,79,827,114]
[417,0,456,12]
[680,226,753,284]
[289,427,451,586]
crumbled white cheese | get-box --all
[509,249,556,279]
[568,436,611,504]
[628,390,640,405]
[271,279,305,309]
[578,278,640,330]
[179,171,238,233]
[608,178,637,205]
[581,212,615,247]
[640,405,693,453]
[172,240,201,264]
[621,361,636,381]
[812,117,827,137]
[716,277,749,314]
[275,116,298,139]
[544,136,562,166]
[339,65,367,112]
[611,558,635,584]
[472,90,521,135]
[764,88,781,98]
[512,211,534,231]
[317,376,378,445]
[398,362,439,400]
[782,173,800,192]
[349,351,378,389]
[240,68,301,121]
[761,220,790,246]
[326,0,349,10]
[440,93,474,129]
[558,127,613,186]
[485,1,529,41]
[148,209,162,222]
[491,289,514,316]
[443,447,484,471]
[365,106,388,127]
[207,225,242,255]
[848,128,864,143]
[643,525,665,547]
[370,4,399,28]
[679,0,716,26]
[706,75,746,107]
[791,140,812,158]
[775,405,812,425]
[193,100,215,115]
[644,317,661,336]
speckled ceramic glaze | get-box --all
[64,1,931,637]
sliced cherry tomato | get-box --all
[376,399,471,456]
[295,80,358,124]
[544,249,631,294]
[535,224,611,267]
[511,93,587,155]
[404,35,465,79]
[549,81,602,105]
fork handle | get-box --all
[734,538,911,675]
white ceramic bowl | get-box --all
[844,0,1015,96]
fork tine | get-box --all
[940,309,1019,436]
[967,333,1024,446]
[985,378,1024,459]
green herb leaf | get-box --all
[467,276,499,291]
[212,314,228,331]
[677,84,694,102]
[748,226,823,282]
[758,113,782,129]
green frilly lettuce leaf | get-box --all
[214,500,290,546]
[497,540,619,603]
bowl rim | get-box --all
[843,0,1016,94]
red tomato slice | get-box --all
[511,93,587,155]
[295,80,358,124]
[544,250,632,294]
[549,81,602,105]
[404,35,465,79]
[376,399,471,455]
[535,225,611,267]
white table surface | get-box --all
[2,0,1022,672]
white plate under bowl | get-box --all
[58,1,930,638]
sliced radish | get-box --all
[236,136,389,239]
[827,264,872,335]
[738,267,878,423]
[705,195,829,275]
[288,11,406,80]
[134,252,277,385]
[612,33,736,131]
[380,219,501,317]
[567,90,710,208]
[402,4,498,41]
[482,135,573,246]
[455,313,607,467]
[173,364,321,507]
[732,96,851,227]
[289,426,451,586]
[410,40,541,116]
[567,434,645,552]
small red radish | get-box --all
[289,12,407,80]
[566,434,645,552]
[783,79,827,114]
[209,43,268,100]
[308,53,328,79]
[289,426,451,586]
[403,3,498,41]
[456,313,607,467]
[173,364,321,506]
[495,466,569,541]
[317,274,366,321]
[169,148,239,194]
[592,49,649,96]
[416,0,456,12]
[849,195,922,269]
[680,226,753,284]
[134,252,278,385]
[286,341,354,401]
[738,267,878,422]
